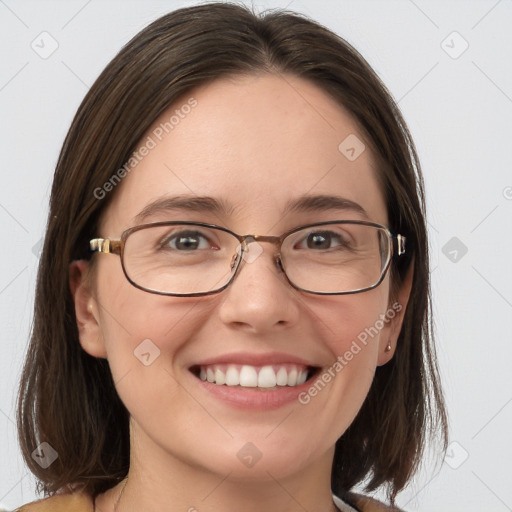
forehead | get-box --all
[101,73,387,234]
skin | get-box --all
[70,73,412,512]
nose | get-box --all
[218,240,301,333]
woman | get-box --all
[16,2,447,511]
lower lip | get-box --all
[190,372,316,410]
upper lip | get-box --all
[190,351,320,368]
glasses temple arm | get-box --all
[394,234,406,256]
[89,238,122,255]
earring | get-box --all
[385,341,392,353]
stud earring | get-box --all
[385,341,392,352]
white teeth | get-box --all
[287,368,298,386]
[215,368,226,385]
[225,365,239,386]
[276,367,288,386]
[297,370,308,385]
[196,363,312,388]
[258,366,277,388]
[239,365,258,387]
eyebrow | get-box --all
[133,195,235,224]
[133,193,369,224]
[284,194,369,219]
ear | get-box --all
[69,260,107,358]
[377,259,414,366]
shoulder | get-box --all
[14,492,94,512]
[341,492,406,512]
[16,491,401,512]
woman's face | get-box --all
[73,73,407,482]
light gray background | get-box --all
[1,0,511,510]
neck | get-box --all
[97,423,338,512]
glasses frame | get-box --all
[89,220,406,297]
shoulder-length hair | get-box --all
[17,1,447,504]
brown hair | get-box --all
[17,1,447,504]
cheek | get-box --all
[94,265,211,383]
[298,285,391,431]
[95,287,217,439]
[315,283,390,359]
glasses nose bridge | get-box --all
[235,233,284,270]
[240,233,283,255]
[246,233,282,246]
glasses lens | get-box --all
[281,223,391,293]
[123,224,240,295]
[122,222,391,296]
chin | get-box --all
[186,435,324,483]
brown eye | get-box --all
[161,231,211,251]
[296,230,349,251]
[307,232,334,249]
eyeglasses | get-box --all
[89,220,406,297]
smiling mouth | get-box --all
[190,363,320,390]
